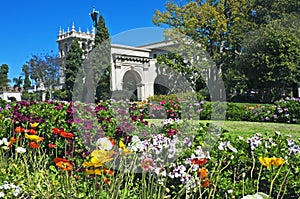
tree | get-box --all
[92,15,111,102]
[65,38,83,101]
[239,14,300,102]
[22,64,31,90]
[153,0,254,101]
[27,52,60,99]
[0,64,11,91]
[12,76,23,92]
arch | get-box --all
[122,70,142,101]
[154,75,170,95]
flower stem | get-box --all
[269,165,283,197]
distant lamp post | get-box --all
[90,7,99,28]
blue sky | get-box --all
[0,0,167,81]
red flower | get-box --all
[202,177,210,187]
[191,158,208,166]
[48,143,56,148]
[104,178,112,185]
[60,131,74,139]
[15,127,25,133]
[25,128,37,135]
[54,157,72,171]
[29,142,40,149]
[52,127,61,134]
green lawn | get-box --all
[146,119,300,138]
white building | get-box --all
[57,24,175,101]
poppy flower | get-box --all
[29,142,40,149]
[104,167,114,175]
[48,143,56,148]
[52,128,61,134]
[54,157,73,171]
[85,169,103,175]
[25,129,37,135]
[191,158,208,166]
[197,167,208,179]
[104,178,111,185]
[8,137,16,148]
[202,177,210,187]
[271,157,285,166]
[60,131,74,139]
[25,133,44,142]
[14,127,25,133]
[30,122,39,128]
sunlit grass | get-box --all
[146,119,300,138]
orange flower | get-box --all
[29,142,40,148]
[192,158,208,166]
[48,143,56,148]
[202,177,210,187]
[60,131,74,139]
[25,128,37,135]
[104,167,114,175]
[8,137,16,148]
[104,178,112,185]
[54,157,73,171]
[197,167,208,179]
[15,126,25,133]
[52,127,61,134]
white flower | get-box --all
[96,137,113,150]
[15,147,26,154]
[241,192,270,199]
[13,188,21,196]
[0,192,4,198]
[227,189,233,194]
[226,141,238,153]
[218,141,227,150]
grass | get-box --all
[146,119,300,138]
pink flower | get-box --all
[141,158,154,171]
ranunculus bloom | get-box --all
[141,158,154,171]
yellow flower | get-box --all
[259,157,286,167]
[82,159,103,168]
[259,157,272,167]
[85,169,103,175]
[91,150,114,163]
[119,140,131,155]
[271,157,285,166]
[30,122,39,128]
[25,133,44,142]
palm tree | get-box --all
[13,76,23,92]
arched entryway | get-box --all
[122,70,142,101]
[154,75,170,95]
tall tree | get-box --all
[92,15,111,102]
[153,0,254,101]
[22,64,31,89]
[65,38,83,101]
[239,14,300,102]
[0,64,11,91]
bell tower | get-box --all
[56,23,95,85]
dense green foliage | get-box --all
[0,64,10,91]
[153,0,300,103]
[93,15,111,102]
[65,38,83,101]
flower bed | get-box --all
[0,100,299,198]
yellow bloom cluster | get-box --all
[259,157,286,167]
